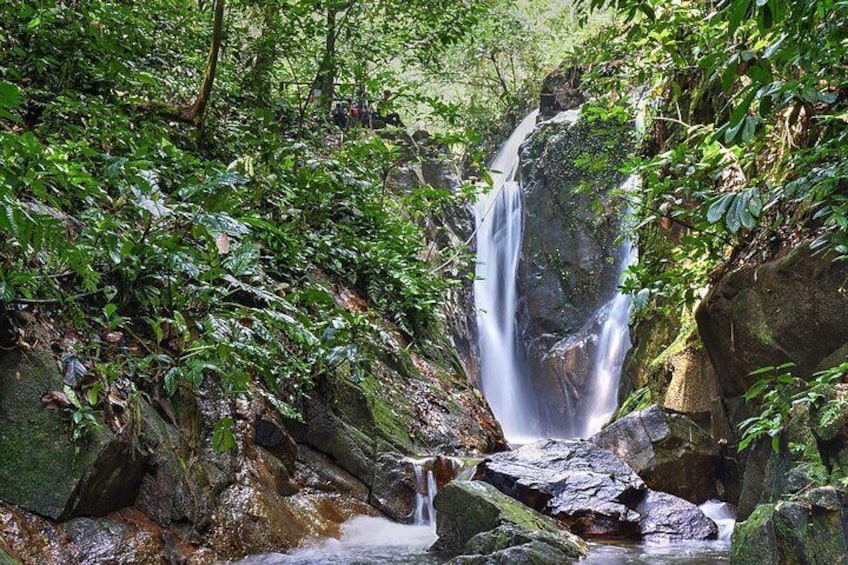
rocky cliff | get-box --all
[516,109,633,436]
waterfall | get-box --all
[473,110,541,443]
[579,177,639,438]
[411,463,437,526]
[699,500,736,541]
[406,456,470,526]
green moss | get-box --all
[0,350,114,519]
[357,376,413,448]
[433,481,588,559]
[730,504,779,565]
[647,310,697,372]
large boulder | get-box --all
[590,405,722,503]
[0,349,146,520]
[431,480,588,562]
[696,244,848,398]
[475,439,646,537]
[476,439,719,541]
[731,487,848,565]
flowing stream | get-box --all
[579,177,638,438]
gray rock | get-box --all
[517,112,634,436]
[635,490,717,540]
[476,439,646,537]
[590,404,721,503]
[431,480,587,560]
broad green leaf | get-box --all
[212,417,236,452]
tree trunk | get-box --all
[139,0,225,126]
[184,0,225,125]
[317,7,337,111]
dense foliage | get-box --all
[573,0,848,450]
[0,0,514,442]
[569,0,847,316]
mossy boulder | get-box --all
[697,243,848,398]
[731,487,848,565]
[737,403,831,518]
[0,349,146,520]
[432,480,588,561]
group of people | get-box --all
[330,90,403,130]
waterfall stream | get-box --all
[473,110,541,443]
[474,110,637,442]
[406,456,471,526]
[579,178,638,438]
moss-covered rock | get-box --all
[738,403,831,518]
[0,349,146,520]
[431,480,588,560]
[697,243,848,398]
[731,487,848,565]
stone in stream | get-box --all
[476,438,719,540]
[635,491,717,541]
[590,404,722,503]
[476,439,646,537]
[431,480,588,563]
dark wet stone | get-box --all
[476,439,646,537]
[590,404,721,503]
[635,490,717,541]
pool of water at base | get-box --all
[232,517,729,565]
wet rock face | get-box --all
[0,349,146,520]
[517,114,632,435]
[539,65,586,118]
[431,480,588,561]
[731,487,848,565]
[635,491,717,541]
[476,439,646,537]
[590,405,722,504]
[0,503,215,565]
[476,439,718,541]
[696,244,848,398]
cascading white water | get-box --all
[580,177,639,438]
[406,456,470,526]
[698,500,736,541]
[473,110,541,443]
[411,462,437,526]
